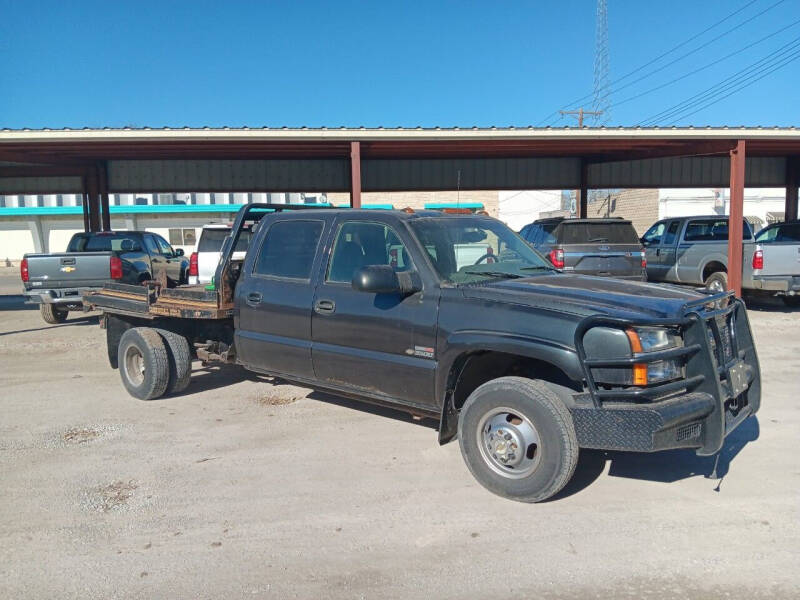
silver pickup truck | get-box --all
[642,216,800,305]
[752,220,800,306]
[642,216,755,292]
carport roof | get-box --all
[1,126,800,162]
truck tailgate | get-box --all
[758,243,800,277]
[25,252,112,289]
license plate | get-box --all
[727,361,748,398]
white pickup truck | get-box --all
[752,220,800,306]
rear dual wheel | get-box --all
[118,327,191,400]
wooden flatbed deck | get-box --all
[84,282,233,320]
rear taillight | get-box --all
[641,252,647,269]
[110,256,123,279]
[752,249,763,270]
[548,248,565,269]
[20,258,29,282]
[189,252,199,277]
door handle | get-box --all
[246,292,262,305]
[656,248,661,257]
[314,299,336,314]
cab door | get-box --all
[311,217,439,408]
[641,221,666,280]
[153,234,184,284]
[235,217,327,379]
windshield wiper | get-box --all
[519,265,557,272]
[462,270,523,279]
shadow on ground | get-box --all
[0,314,100,337]
[0,294,37,311]
[551,416,760,500]
[169,361,761,500]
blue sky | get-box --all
[1,0,798,129]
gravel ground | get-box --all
[0,268,798,599]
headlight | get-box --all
[626,327,683,385]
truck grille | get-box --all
[708,314,734,363]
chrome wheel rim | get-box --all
[477,407,542,479]
[124,345,145,387]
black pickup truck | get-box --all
[85,204,761,502]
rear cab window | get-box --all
[198,228,252,253]
[756,223,800,243]
[67,233,141,252]
[253,220,324,280]
[556,221,640,244]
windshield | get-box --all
[409,217,555,283]
[198,228,251,252]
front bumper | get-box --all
[573,293,761,455]
[24,288,100,305]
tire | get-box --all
[154,328,192,395]
[118,327,170,400]
[40,304,68,324]
[458,377,578,503]
[782,295,800,307]
[704,271,728,294]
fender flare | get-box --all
[436,331,583,444]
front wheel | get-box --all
[40,304,68,324]
[458,377,578,503]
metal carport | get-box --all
[1,126,799,295]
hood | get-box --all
[459,273,707,319]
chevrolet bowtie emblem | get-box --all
[60,266,76,273]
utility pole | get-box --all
[559,108,603,128]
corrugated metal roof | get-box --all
[1,125,800,142]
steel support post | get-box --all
[727,140,746,297]
[579,159,588,218]
[350,141,362,208]
[85,170,101,232]
[98,162,111,231]
[786,156,799,222]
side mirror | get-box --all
[174,248,185,257]
[352,265,419,295]
[640,238,649,247]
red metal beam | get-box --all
[786,156,799,222]
[350,141,362,208]
[727,140,746,297]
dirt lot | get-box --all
[1,267,798,599]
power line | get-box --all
[638,36,800,125]
[662,51,800,124]
[608,16,800,112]
[535,0,775,126]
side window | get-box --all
[526,225,541,245]
[143,235,160,255]
[662,221,681,245]
[642,222,666,245]
[253,220,324,280]
[155,235,174,256]
[327,221,414,283]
